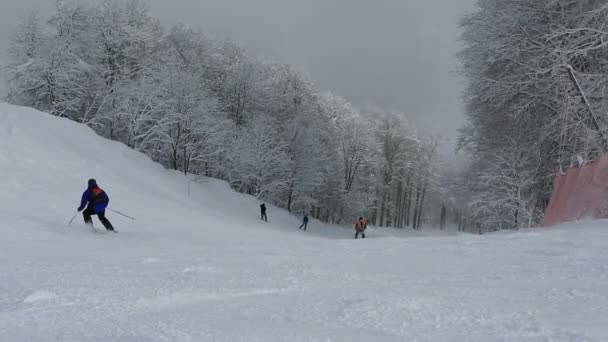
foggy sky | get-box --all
[0,0,476,148]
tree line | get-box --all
[457,0,608,232]
[3,0,443,228]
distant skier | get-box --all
[77,179,115,232]
[354,216,367,239]
[299,214,309,231]
[260,203,268,222]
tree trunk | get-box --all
[387,192,394,227]
[400,187,408,228]
[287,188,293,212]
[440,203,446,230]
[412,182,421,230]
[371,196,378,226]
[402,175,411,227]
[172,145,179,171]
[405,176,414,227]
[395,182,403,228]
[379,193,386,227]
[416,176,428,230]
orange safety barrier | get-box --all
[542,155,608,226]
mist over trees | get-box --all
[457,0,608,232]
[3,0,444,228]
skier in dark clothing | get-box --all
[260,203,268,222]
[77,179,115,231]
[354,216,367,239]
[299,215,309,231]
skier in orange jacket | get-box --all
[354,217,367,239]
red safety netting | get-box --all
[542,154,608,226]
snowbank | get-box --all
[1,104,607,341]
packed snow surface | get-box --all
[1,103,607,341]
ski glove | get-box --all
[77,206,84,212]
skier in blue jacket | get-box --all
[77,179,115,231]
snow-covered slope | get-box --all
[1,104,608,341]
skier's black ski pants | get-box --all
[355,231,365,239]
[83,207,114,231]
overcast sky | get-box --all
[0,0,476,149]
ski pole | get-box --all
[109,208,135,221]
[68,213,78,226]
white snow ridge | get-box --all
[1,103,608,341]
[23,291,59,304]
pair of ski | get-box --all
[90,225,118,234]
[68,213,118,233]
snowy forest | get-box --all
[7,0,607,232]
[1,0,444,229]
[456,0,608,231]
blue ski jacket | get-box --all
[78,186,109,214]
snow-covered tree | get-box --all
[2,0,439,228]
[457,0,608,229]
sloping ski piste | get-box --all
[0,102,411,241]
[2,103,608,341]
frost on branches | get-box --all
[3,0,443,228]
[457,0,608,232]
